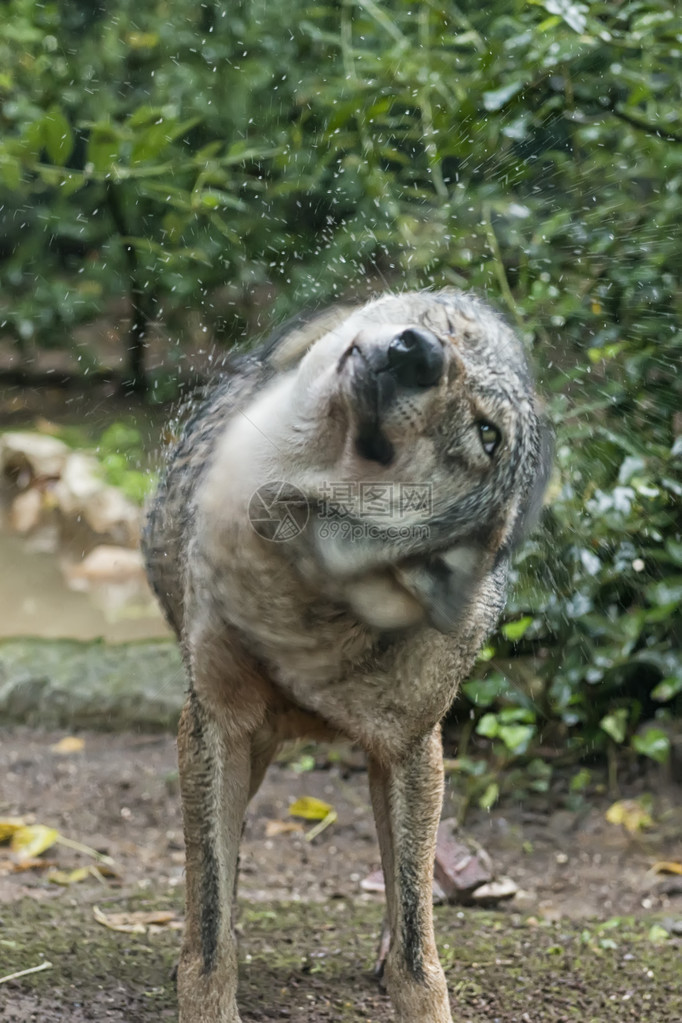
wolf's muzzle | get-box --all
[347,326,445,466]
[386,327,444,388]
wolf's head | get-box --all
[224,290,552,632]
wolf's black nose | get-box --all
[387,327,444,388]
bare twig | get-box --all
[608,104,682,145]
[304,810,338,843]
[482,204,524,329]
[0,961,52,986]
[55,834,116,867]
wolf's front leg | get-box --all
[368,726,453,1023]
[176,690,251,1023]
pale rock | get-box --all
[0,432,70,481]
[471,876,518,904]
[82,486,141,545]
[54,452,104,515]
[65,545,145,585]
[9,488,44,533]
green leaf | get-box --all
[647,924,670,944]
[0,155,22,190]
[498,724,535,755]
[650,676,682,702]
[128,105,165,129]
[87,125,121,173]
[445,756,487,778]
[646,577,682,607]
[498,706,535,724]
[526,758,552,791]
[56,170,85,197]
[126,31,159,50]
[291,753,315,774]
[588,343,625,364]
[534,0,588,35]
[130,116,200,165]
[130,122,174,165]
[44,106,73,166]
[476,713,499,739]
[35,164,61,186]
[194,188,247,212]
[462,675,508,707]
[478,782,499,810]
[631,729,670,765]
[665,538,682,567]
[599,708,628,745]
[570,768,591,792]
[476,644,495,663]
[19,118,44,161]
[483,82,524,112]
[501,616,534,641]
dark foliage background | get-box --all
[1,0,680,792]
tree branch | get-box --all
[605,102,682,145]
[105,181,153,393]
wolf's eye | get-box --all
[478,421,501,457]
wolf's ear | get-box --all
[509,412,554,551]
[259,304,357,372]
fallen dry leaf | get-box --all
[149,921,183,934]
[651,861,682,876]
[288,795,334,821]
[288,796,338,841]
[3,818,117,874]
[11,825,59,862]
[264,819,304,838]
[16,857,57,871]
[47,866,92,886]
[605,798,653,833]
[89,862,121,879]
[0,818,27,842]
[93,905,181,934]
[0,856,57,875]
[50,736,85,755]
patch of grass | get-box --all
[1,893,680,1022]
[0,891,181,1014]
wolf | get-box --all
[143,289,552,1023]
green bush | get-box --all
[96,422,157,504]
[1,0,680,768]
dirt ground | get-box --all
[1,727,681,1023]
